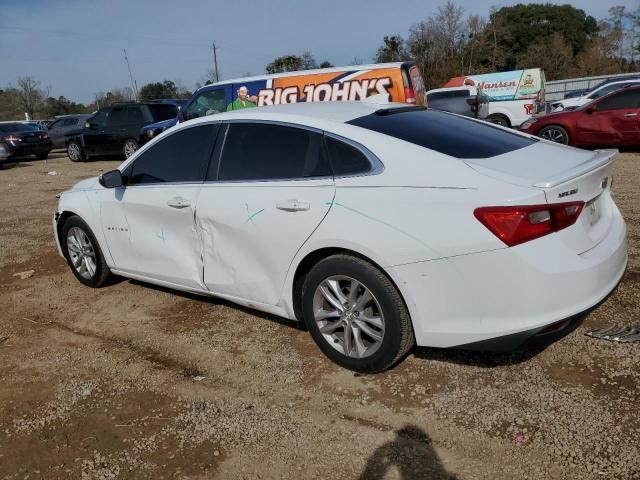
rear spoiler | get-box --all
[533,149,617,188]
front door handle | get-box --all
[167,197,191,209]
[276,199,310,212]
[623,113,638,117]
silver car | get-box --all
[47,115,90,149]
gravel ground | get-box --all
[0,151,638,480]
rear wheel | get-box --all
[301,254,414,372]
[61,216,112,287]
[488,114,511,127]
[123,139,138,159]
[67,141,86,162]
[539,125,569,145]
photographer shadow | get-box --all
[359,425,458,480]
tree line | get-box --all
[1,2,637,121]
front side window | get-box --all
[596,90,640,111]
[147,104,177,122]
[63,118,79,126]
[48,119,64,129]
[217,123,331,181]
[107,107,127,126]
[589,83,627,100]
[90,109,109,127]
[128,124,218,185]
[186,89,227,120]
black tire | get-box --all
[538,125,570,145]
[488,114,511,128]
[123,138,139,159]
[67,141,86,162]
[301,254,414,373]
[61,216,112,287]
[35,152,49,160]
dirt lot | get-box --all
[0,150,638,480]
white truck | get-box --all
[441,68,546,127]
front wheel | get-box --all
[123,139,138,159]
[301,254,414,372]
[539,125,570,145]
[61,216,112,287]
[488,114,510,127]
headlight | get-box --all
[520,118,537,130]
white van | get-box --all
[442,69,546,127]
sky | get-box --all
[0,0,627,104]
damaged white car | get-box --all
[54,102,627,372]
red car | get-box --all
[520,85,640,147]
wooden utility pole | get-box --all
[212,42,219,83]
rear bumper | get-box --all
[5,141,52,158]
[389,206,627,349]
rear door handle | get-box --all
[276,199,310,212]
[623,113,638,117]
[167,197,191,209]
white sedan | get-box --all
[53,102,627,372]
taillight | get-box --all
[474,202,584,247]
[2,135,20,142]
[404,87,416,104]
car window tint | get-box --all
[217,123,330,181]
[91,110,109,127]
[596,89,640,111]
[107,108,127,126]
[428,90,470,101]
[348,108,535,159]
[63,118,78,126]
[325,136,371,176]
[186,89,227,120]
[127,106,144,123]
[147,104,178,122]
[128,124,218,185]
[49,119,63,129]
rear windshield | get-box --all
[347,108,535,159]
[428,90,470,101]
[147,104,178,122]
[0,123,40,133]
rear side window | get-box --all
[127,106,144,123]
[128,124,218,184]
[325,136,371,176]
[147,104,178,122]
[107,108,127,126]
[217,123,331,181]
[428,90,470,101]
[347,108,535,159]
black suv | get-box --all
[65,102,177,162]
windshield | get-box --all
[147,104,178,122]
[0,123,40,133]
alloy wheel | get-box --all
[124,140,138,158]
[68,142,80,161]
[540,127,568,144]
[66,226,97,279]
[312,276,385,359]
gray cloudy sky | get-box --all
[0,0,626,103]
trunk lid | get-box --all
[465,141,617,254]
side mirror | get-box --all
[85,121,93,128]
[177,109,186,122]
[585,107,595,115]
[99,169,124,189]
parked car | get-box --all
[47,114,90,149]
[425,86,489,118]
[139,61,426,144]
[520,86,640,147]
[53,101,626,372]
[442,68,546,127]
[0,122,52,164]
[551,78,640,111]
[65,102,177,162]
